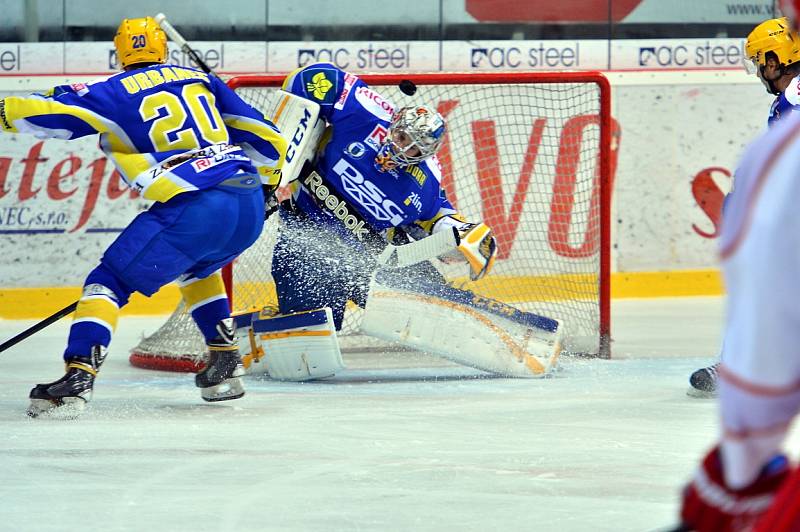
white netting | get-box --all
[130,72,611,371]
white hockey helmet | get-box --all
[377,106,446,168]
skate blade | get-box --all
[200,377,245,402]
[686,387,717,399]
[27,397,87,419]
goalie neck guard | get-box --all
[114,17,168,70]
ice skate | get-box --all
[687,362,719,398]
[28,345,107,418]
[195,318,245,402]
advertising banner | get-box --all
[441,41,609,71]
[610,39,745,70]
[0,133,150,287]
[0,72,773,289]
[463,0,776,23]
[269,42,438,72]
[0,39,754,75]
[7,0,779,32]
[612,80,768,271]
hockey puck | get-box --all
[399,79,417,96]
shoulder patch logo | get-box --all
[365,124,388,151]
[70,83,90,97]
[306,72,334,102]
[345,142,367,159]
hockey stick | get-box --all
[154,13,219,79]
[0,301,77,354]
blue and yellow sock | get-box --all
[178,271,230,342]
[64,264,132,359]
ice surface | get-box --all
[1,296,795,531]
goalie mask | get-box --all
[375,106,446,171]
[744,17,800,94]
[114,17,168,70]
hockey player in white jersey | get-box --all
[688,15,800,397]
[675,2,800,528]
[239,63,563,382]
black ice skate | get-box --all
[687,362,719,398]
[28,345,107,418]
[195,318,245,402]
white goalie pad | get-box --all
[360,284,563,378]
[263,89,325,186]
[233,307,344,381]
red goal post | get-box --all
[129,70,613,371]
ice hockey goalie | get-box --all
[236,62,564,379]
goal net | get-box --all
[129,71,614,372]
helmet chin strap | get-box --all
[760,64,785,95]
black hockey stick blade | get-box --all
[0,301,77,354]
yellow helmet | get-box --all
[114,17,167,69]
[744,17,800,70]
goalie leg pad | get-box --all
[361,288,562,378]
[249,307,345,381]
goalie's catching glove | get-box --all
[426,215,498,281]
[678,445,789,532]
[456,222,497,281]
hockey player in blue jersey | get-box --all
[747,16,800,126]
[688,16,800,397]
[0,17,287,416]
[270,63,497,335]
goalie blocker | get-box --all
[261,89,325,187]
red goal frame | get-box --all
[128,70,614,372]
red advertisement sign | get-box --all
[465,0,643,22]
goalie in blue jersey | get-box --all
[0,17,287,416]
[244,63,562,382]
[272,63,497,331]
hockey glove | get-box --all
[457,222,497,281]
[263,184,279,220]
[678,445,789,532]
[753,466,800,531]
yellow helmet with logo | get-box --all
[744,17,800,70]
[114,17,167,69]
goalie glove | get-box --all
[678,445,789,532]
[456,222,497,281]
